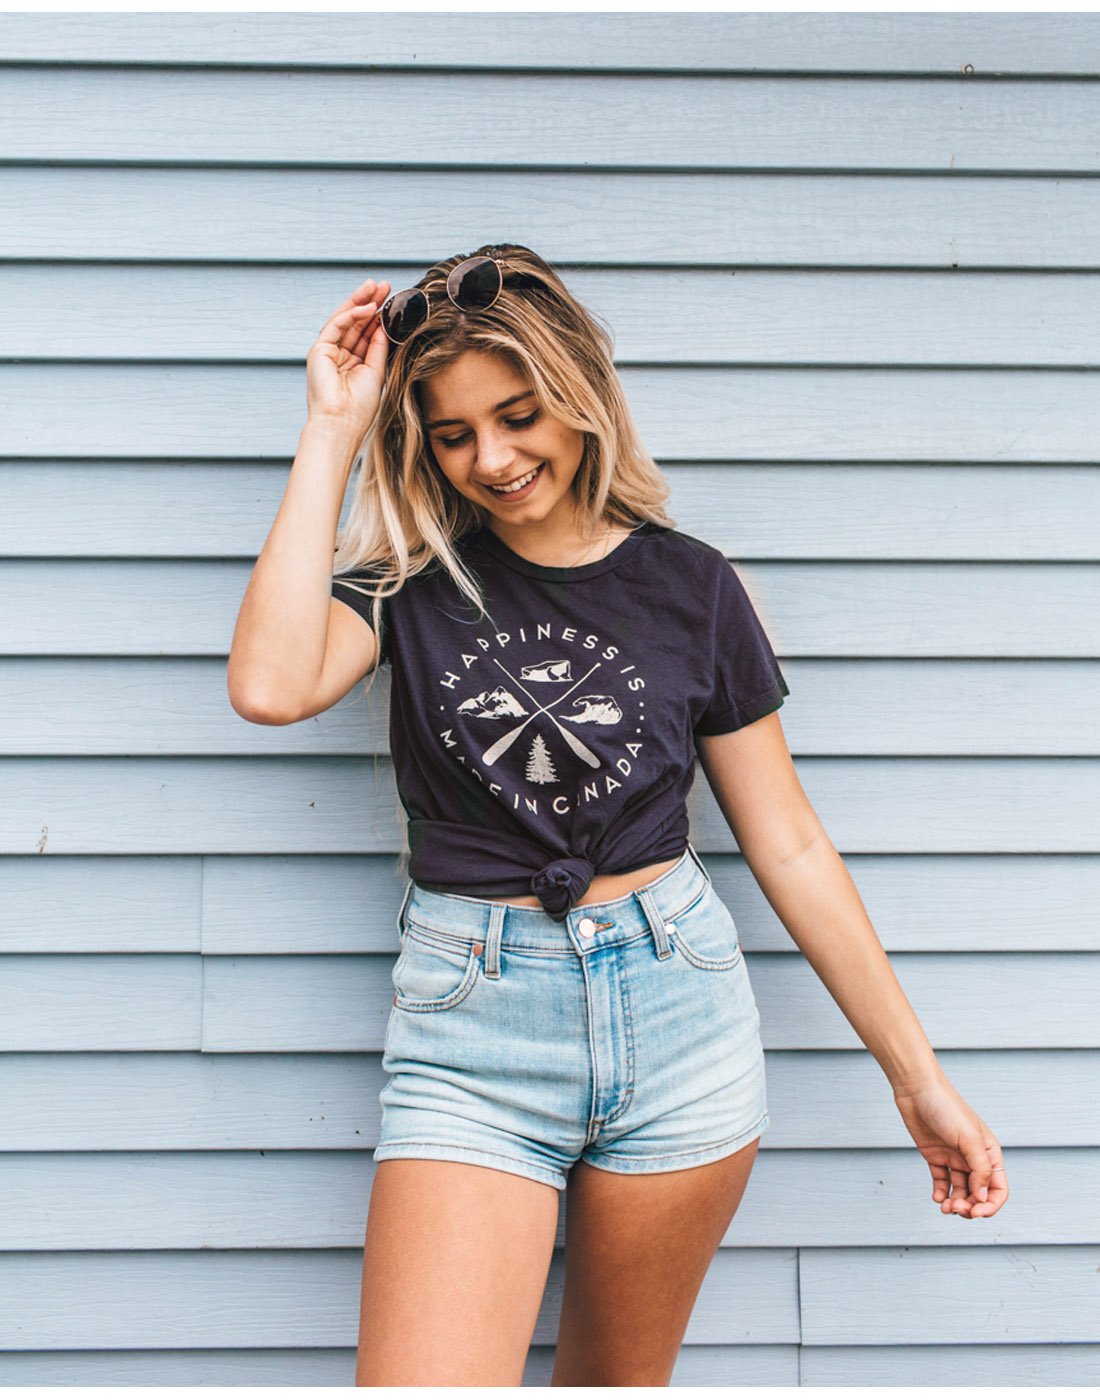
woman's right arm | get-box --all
[227,418,375,725]
[226,277,391,725]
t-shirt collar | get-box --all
[470,520,654,582]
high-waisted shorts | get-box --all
[375,841,769,1191]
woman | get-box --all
[228,244,1008,1386]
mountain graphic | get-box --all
[457,686,528,719]
[520,658,573,682]
[559,694,623,725]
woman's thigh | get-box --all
[552,1134,763,1386]
[354,1158,560,1387]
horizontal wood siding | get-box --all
[1,11,1097,1387]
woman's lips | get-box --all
[486,462,544,501]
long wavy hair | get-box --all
[332,241,676,701]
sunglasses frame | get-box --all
[380,255,512,346]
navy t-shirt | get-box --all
[332,521,789,921]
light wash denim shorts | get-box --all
[375,842,769,1191]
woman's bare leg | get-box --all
[355,1158,560,1386]
[551,1136,763,1385]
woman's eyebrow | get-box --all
[426,390,535,430]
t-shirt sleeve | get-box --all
[693,554,789,737]
[331,570,392,666]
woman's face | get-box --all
[418,351,587,538]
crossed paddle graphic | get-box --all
[481,657,604,769]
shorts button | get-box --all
[664,921,677,935]
[578,917,597,938]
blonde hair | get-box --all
[332,241,676,701]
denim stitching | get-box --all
[375,1141,566,1189]
[393,939,480,1012]
[582,1108,769,1168]
[600,940,636,1128]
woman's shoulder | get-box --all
[635,521,729,580]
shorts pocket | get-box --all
[669,887,744,972]
[391,921,481,1013]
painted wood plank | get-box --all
[0,1050,1092,1149]
[697,853,1100,953]
[24,1342,1080,1392]
[0,1350,367,1388]
[2,1148,1094,1250]
[5,69,1100,173]
[761,1050,1100,1148]
[0,1246,793,1349]
[0,659,395,753]
[4,656,1100,756]
[9,1345,1094,1391]
[5,169,1100,269]
[0,1345,798,1389]
[5,756,1099,854]
[801,1342,1100,1386]
[0,13,1095,77]
[4,462,1100,561]
[745,953,1100,1051]
[7,364,1100,461]
[204,951,1100,1053]
[748,1148,1100,1248]
[2,950,1094,1053]
[6,852,1096,957]
[0,956,203,1050]
[8,266,1100,368]
[800,1244,1100,1343]
[4,561,1100,656]
[6,364,1100,464]
[0,854,202,952]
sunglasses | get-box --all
[380,255,511,346]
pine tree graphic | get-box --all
[525,733,559,784]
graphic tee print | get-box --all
[447,635,644,808]
[332,521,789,921]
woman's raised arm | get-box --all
[226,277,390,723]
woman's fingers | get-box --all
[330,276,386,321]
[927,1143,1008,1218]
[317,280,391,350]
[315,298,381,357]
[971,1166,1009,1217]
[957,1121,999,1204]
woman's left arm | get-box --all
[696,712,1009,1220]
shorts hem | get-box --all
[579,1109,770,1175]
[374,1140,567,1192]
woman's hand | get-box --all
[305,276,393,437]
[892,1071,1009,1218]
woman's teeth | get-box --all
[490,464,543,494]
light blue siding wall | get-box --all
[1,11,1098,1387]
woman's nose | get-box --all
[475,431,516,470]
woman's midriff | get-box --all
[492,854,685,910]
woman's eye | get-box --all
[438,410,540,450]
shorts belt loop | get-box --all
[636,886,674,960]
[395,877,414,941]
[685,839,711,884]
[483,903,504,979]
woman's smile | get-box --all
[484,462,545,500]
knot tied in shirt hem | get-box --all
[530,855,596,922]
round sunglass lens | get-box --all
[381,288,429,342]
[447,256,502,310]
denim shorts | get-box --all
[375,842,769,1191]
